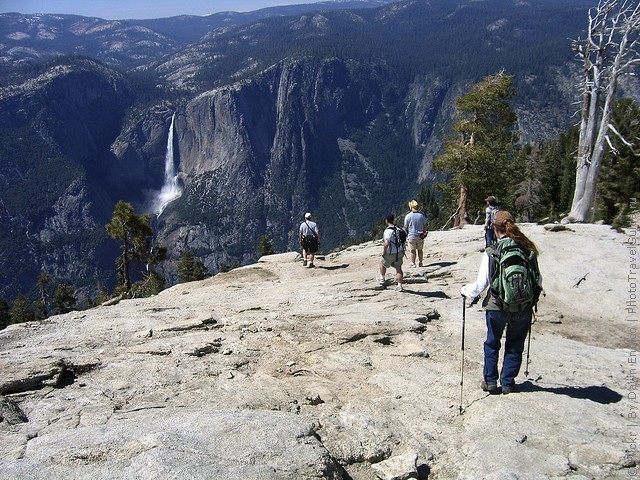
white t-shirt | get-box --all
[299,221,318,237]
[403,211,427,239]
[383,226,403,254]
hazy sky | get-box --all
[0,0,325,20]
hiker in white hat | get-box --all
[298,212,320,268]
[403,200,428,267]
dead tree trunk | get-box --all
[566,0,640,223]
[454,184,468,227]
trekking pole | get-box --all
[459,296,466,415]
[524,311,534,378]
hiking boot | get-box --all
[308,262,315,268]
[501,384,517,395]
[303,259,307,266]
[378,276,385,286]
[481,379,500,394]
[395,284,404,292]
[418,262,423,267]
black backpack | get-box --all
[386,226,407,259]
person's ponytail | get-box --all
[503,220,538,255]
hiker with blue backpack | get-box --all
[378,213,406,291]
[461,211,542,395]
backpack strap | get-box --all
[528,251,543,309]
[486,240,525,308]
[486,239,541,310]
[385,225,402,260]
[305,221,318,238]
[483,244,500,307]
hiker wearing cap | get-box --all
[460,211,542,395]
[379,213,405,291]
[299,213,320,268]
[403,200,428,267]
[484,196,499,248]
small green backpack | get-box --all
[488,238,541,312]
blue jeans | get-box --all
[484,309,532,388]
[485,228,496,248]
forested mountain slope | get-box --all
[1,0,626,303]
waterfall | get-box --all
[155,113,182,217]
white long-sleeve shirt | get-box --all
[484,206,498,230]
[461,251,491,300]
[460,239,543,302]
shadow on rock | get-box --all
[519,381,623,404]
[404,290,451,299]
[319,264,349,271]
[426,261,458,268]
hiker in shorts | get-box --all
[403,200,428,267]
[483,196,499,248]
[460,211,542,395]
[299,212,320,268]
[378,213,404,291]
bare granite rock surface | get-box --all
[0,224,637,479]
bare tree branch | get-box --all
[605,134,619,154]
[608,122,635,147]
[566,0,640,223]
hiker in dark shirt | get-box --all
[299,212,320,268]
[461,211,542,395]
[483,196,499,248]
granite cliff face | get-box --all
[0,58,134,298]
[139,58,452,278]
[0,51,451,296]
[0,60,132,161]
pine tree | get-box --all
[257,234,275,257]
[106,201,166,295]
[34,272,52,320]
[132,271,167,297]
[219,261,239,273]
[514,143,544,222]
[88,282,110,307]
[433,73,520,226]
[0,298,10,330]
[10,295,35,324]
[597,98,640,228]
[531,127,579,221]
[177,249,208,283]
[415,186,441,227]
[53,284,77,315]
[33,299,47,321]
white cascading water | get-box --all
[154,113,182,217]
